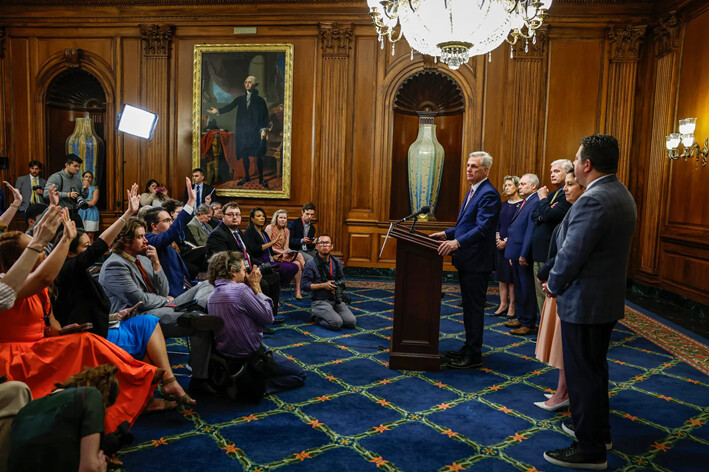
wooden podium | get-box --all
[388,224,444,371]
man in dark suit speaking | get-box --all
[207,75,270,188]
[430,152,500,369]
[543,134,636,470]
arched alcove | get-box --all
[389,70,465,222]
[45,68,107,209]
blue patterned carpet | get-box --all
[117,281,709,472]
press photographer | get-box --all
[44,154,88,228]
[301,235,356,331]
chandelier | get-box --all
[367,0,553,70]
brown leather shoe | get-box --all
[504,320,521,328]
[511,326,535,335]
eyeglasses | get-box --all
[159,217,173,224]
[223,212,241,218]
[317,241,332,246]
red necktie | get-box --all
[134,258,155,293]
[234,231,253,268]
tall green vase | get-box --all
[407,112,444,221]
[66,117,104,183]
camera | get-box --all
[333,281,351,305]
[69,187,89,210]
[246,262,273,276]
[32,185,43,191]
[101,421,134,456]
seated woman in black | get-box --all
[243,207,298,291]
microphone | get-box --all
[396,206,430,224]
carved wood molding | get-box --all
[422,55,438,70]
[511,27,548,61]
[319,22,353,58]
[63,48,82,68]
[0,26,5,60]
[653,13,681,58]
[139,24,175,58]
[608,24,647,62]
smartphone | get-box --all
[127,301,143,317]
[59,322,93,335]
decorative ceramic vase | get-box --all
[66,117,104,183]
[407,112,445,221]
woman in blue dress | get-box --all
[494,176,522,317]
[78,171,100,241]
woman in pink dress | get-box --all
[534,171,585,411]
[265,209,305,299]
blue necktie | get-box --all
[196,185,201,204]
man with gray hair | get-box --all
[430,151,500,368]
[504,173,539,335]
[207,75,270,188]
[530,159,573,314]
[186,203,216,247]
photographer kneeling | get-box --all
[207,251,305,396]
[301,235,356,331]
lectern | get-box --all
[389,225,443,371]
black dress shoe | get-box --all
[237,177,250,186]
[448,355,483,369]
[444,348,467,360]
[177,313,224,332]
[259,179,269,189]
[562,421,612,450]
[543,442,607,470]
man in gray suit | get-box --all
[185,203,215,247]
[15,160,46,213]
[543,134,636,470]
[99,217,221,395]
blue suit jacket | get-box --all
[287,217,316,251]
[145,208,193,297]
[444,179,500,272]
[504,193,539,261]
[547,175,636,324]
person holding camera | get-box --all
[15,160,46,214]
[301,235,356,331]
[44,154,87,228]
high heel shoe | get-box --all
[534,398,569,411]
[493,305,509,316]
[160,376,196,407]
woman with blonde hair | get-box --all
[494,175,523,317]
[266,209,305,299]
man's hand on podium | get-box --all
[437,239,460,256]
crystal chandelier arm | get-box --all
[386,24,405,43]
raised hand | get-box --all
[61,208,77,241]
[185,176,196,206]
[48,184,60,206]
[3,181,22,206]
[126,183,140,215]
[31,205,62,247]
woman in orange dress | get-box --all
[534,171,585,411]
[266,209,305,299]
[0,213,157,433]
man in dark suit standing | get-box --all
[206,202,281,313]
[183,168,214,206]
[503,174,539,335]
[288,202,317,262]
[543,134,636,470]
[15,160,46,213]
[207,76,270,188]
[430,152,500,369]
[530,159,572,314]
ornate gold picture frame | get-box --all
[192,44,293,199]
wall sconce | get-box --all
[665,117,708,167]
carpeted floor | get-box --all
[117,281,709,471]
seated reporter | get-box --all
[243,207,298,290]
[98,217,219,395]
[54,184,194,409]
[207,251,305,393]
[301,235,356,331]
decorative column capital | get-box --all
[318,22,353,58]
[0,26,6,59]
[511,27,548,61]
[608,25,647,62]
[653,13,681,58]
[139,24,175,58]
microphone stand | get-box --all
[409,217,418,233]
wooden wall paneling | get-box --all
[605,24,647,185]
[377,231,396,264]
[348,232,372,262]
[659,240,709,305]
[120,38,142,206]
[8,38,30,181]
[543,37,604,180]
[0,26,6,162]
[481,47,508,184]
[637,14,681,281]
[666,8,709,230]
[316,22,352,253]
[348,34,378,217]
[505,28,548,182]
[139,24,174,189]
